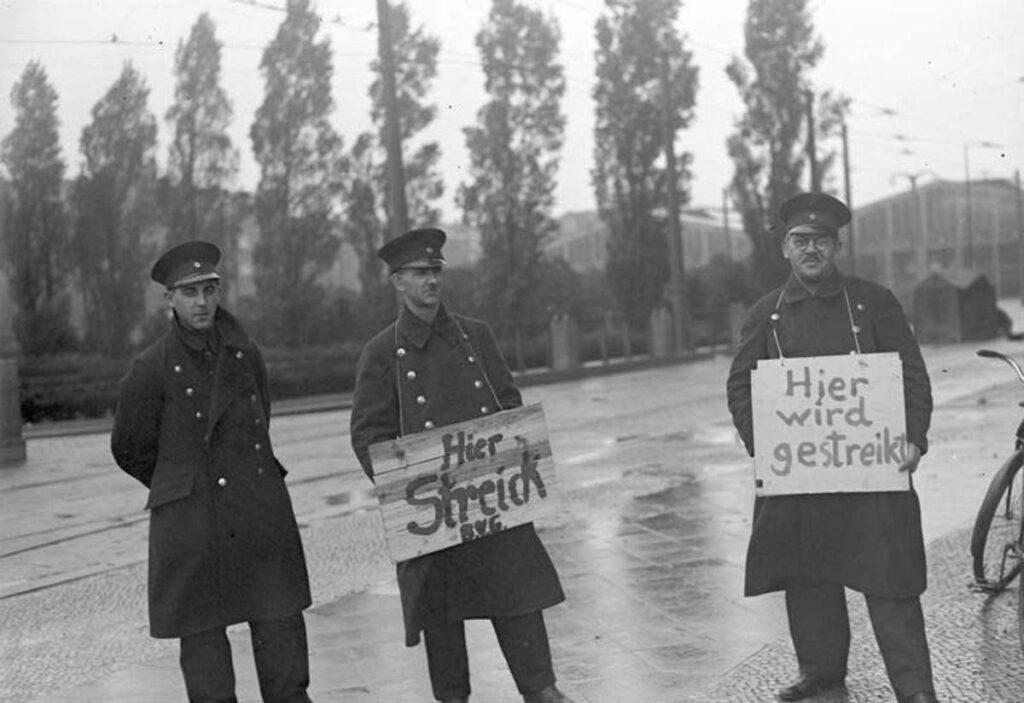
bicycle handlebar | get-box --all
[977,349,1024,384]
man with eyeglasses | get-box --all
[726,194,937,702]
[350,228,572,703]
[111,240,313,702]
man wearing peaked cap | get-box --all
[150,239,223,289]
[727,194,939,702]
[112,240,314,702]
[351,227,575,703]
[377,226,447,272]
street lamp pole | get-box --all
[892,171,930,281]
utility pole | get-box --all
[841,119,855,275]
[805,89,819,193]
[660,45,689,352]
[964,144,973,269]
[376,0,409,240]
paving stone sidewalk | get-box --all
[704,526,1024,702]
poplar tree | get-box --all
[251,0,345,345]
[592,0,698,331]
[165,12,239,253]
[726,0,846,293]
[0,60,74,353]
[72,62,159,356]
[457,0,565,353]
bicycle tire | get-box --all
[1019,562,1024,654]
[971,448,1024,589]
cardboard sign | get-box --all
[752,352,909,496]
[370,403,558,563]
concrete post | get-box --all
[649,306,673,358]
[548,314,580,372]
[0,268,26,466]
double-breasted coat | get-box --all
[111,308,311,638]
[350,304,565,646]
[726,270,933,599]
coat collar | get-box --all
[396,303,461,349]
[779,268,845,305]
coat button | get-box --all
[407,370,417,380]
[235,350,244,359]
[467,355,476,363]
[250,394,258,403]
[204,433,211,443]
[416,395,426,405]
[851,325,861,334]
[474,380,483,389]
[174,364,183,373]
[857,303,866,312]
[186,387,194,396]
[397,347,406,358]
[254,442,262,451]
[257,466,264,475]
[217,477,227,487]
[770,312,780,322]
[480,406,489,414]
[195,411,203,419]
[424,420,434,429]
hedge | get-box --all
[19,343,366,423]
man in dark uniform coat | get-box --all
[726,194,939,703]
[111,241,313,703]
[350,228,573,703]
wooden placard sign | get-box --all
[752,351,909,496]
[370,403,558,563]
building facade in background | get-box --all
[546,208,750,273]
[845,178,1023,306]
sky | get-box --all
[1,0,1023,224]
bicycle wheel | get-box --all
[971,449,1024,590]
[1019,561,1024,653]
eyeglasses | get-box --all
[397,265,444,278]
[788,234,836,251]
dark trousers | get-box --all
[424,611,556,701]
[786,585,934,700]
[179,612,312,703]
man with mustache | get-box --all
[726,194,938,702]
[111,240,313,702]
[350,228,572,703]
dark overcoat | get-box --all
[111,308,311,638]
[726,270,933,598]
[351,304,565,646]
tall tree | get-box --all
[0,60,75,353]
[592,0,698,331]
[250,0,345,346]
[726,0,846,293]
[165,12,239,252]
[457,0,565,353]
[369,0,443,229]
[72,62,159,357]
[344,0,442,325]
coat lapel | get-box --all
[207,311,256,436]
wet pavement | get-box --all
[6,318,1024,701]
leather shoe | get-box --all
[902,693,939,703]
[777,675,845,701]
[523,685,574,703]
